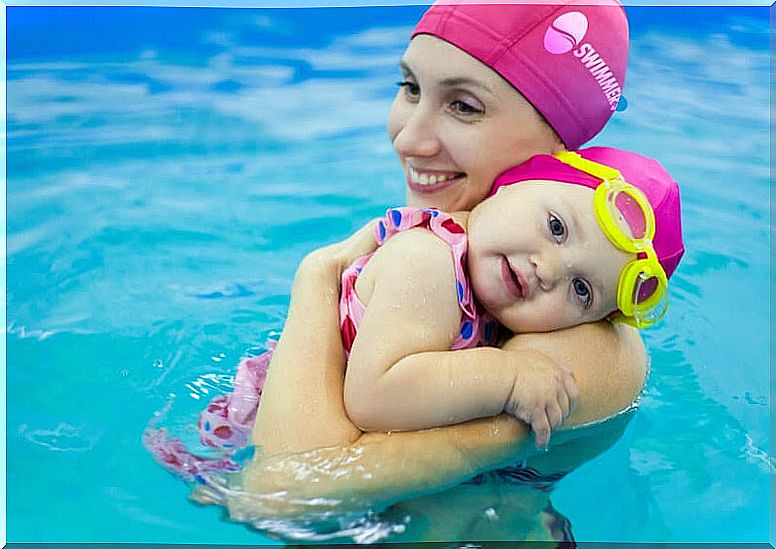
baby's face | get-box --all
[467,181,635,333]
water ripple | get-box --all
[18,422,98,452]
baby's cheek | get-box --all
[538,299,578,331]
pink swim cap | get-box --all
[412,0,629,149]
[489,147,684,279]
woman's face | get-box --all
[388,34,564,212]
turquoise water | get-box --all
[6,5,772,544]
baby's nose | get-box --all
[533,252,568,291]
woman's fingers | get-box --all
[321,218,380,268]
[345,218,380,253]
[555,366,578,417]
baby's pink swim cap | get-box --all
[411,0,629,149]
[489,147,684,279]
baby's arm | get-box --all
[343,229,574,437]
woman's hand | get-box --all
[307,218,380,271]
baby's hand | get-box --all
[504,352,578,449]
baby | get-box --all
[148,146,683,480]
[337,146,683,445]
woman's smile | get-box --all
[406,165,466,193]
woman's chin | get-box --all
[406,190,441,210]
[406,182,465,211]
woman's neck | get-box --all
[450,210,471,230]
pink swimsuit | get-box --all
[144,207,500,480]
[340,207,499,356]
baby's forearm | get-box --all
[346,346,528,432]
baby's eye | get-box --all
[397,80,420,101]
[572,278,593,308]
[548,213,566,243]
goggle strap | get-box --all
[554,151,624,182]
[554,150,670,330]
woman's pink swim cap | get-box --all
[489,147,685,279]
[412,0,629,149]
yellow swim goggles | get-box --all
[554,151,669,328]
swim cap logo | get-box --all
[544,12,588,55]
[544,11,623,112]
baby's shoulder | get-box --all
[353,226,461,322]
[369,227,456,278]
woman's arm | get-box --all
[236,414,531,517]
[250,221,379,454]
[241,319,645,514]
[243,221,646,515]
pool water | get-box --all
[6,5,772,545]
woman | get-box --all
[224,1,646,542]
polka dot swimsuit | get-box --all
[339,207,500,356]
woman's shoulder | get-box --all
[501,321,648,427]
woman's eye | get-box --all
[397,80,420,100]
[450,99,483,116]
[572,278,593,308]
[548,213,566,242]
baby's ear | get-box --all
[607,311,640,329]
[607,310,626,324]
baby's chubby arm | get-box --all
[343,229,572,435]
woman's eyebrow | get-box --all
[398,61,493,94]
[398,60,414,76]
[438,76,494,95]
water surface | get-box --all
[6,5,772,544]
